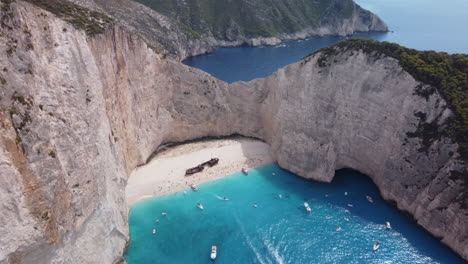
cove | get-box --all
[125,163,464,264]
[183,32,388,83]
[183,0,468,83]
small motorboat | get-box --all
[304,202,311,213]
[347,204,353,207]
[386,221,392,229]
[253,203,258,208]
[272,172,276,176]
[344,192,348,196]
[344,217,350,222]
[162,212,167,216]
[373,241,381,251]
[366,195,374,203]
[210,246,217,260]
[183,191,187,195]
[222,197,229,201]
[241,168,248,175]
[152,229,156,234]
[155,219,159,222]
[336,227,342,231]
[325,216,331,219]
[197,203,204,210]
[191,184,198,191]
[278,194,283,199]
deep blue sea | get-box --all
[125,164,464,263]
[183,0,468,83]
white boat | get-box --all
[241,168,248,175]
[344,217,350,222]
[197,203,204,210]
[366,195,374,203]
[373,241,381,251]
[325,216,331,219]
[222,197,229,201]
[336,227,342,231]
[162,212,167,216]
[191,184,198,191]
[386,221,392,229]
[152,229,156,234]
[253,203,258,208]
[347,204,353,207]
[304,202,311,213]
[344,192,348,196]
[183,191,187,195]
[210,246,217,260]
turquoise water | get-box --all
[125,163,464,263]
[183,0,468,83]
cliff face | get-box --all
[66,0,387,60]
[134,0,387,39]
[0,1,466,263]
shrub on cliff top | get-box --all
[307,38,468,161]
[24,0,113,36]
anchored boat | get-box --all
[210,246,217,260]
[386,221,392,229]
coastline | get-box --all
[178,30,389,61]
[125,138,275,205]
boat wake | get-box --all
[234,216,268,264]
[264,240,285,264]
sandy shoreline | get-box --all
[125,138,275,205]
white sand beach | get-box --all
[125,138,275,205]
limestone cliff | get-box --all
[0,1,466,263]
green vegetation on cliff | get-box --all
[24,0,113,35]
[133,0,359,39]
[309,38,468,162]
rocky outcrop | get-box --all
[0,1,465,263]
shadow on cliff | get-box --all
[252,164,465,263]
